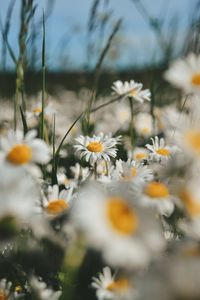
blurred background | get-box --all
[0,0,199,96]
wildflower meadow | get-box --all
[1,1,200,299]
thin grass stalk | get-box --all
[52,114,57,184]
[53,93,128,177]
[86,19,122,131]
[40,11,46,140]
[128,98,134,146]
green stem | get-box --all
[129,97,134,146]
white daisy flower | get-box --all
[146,136,178,161]
[129,147,149,162]
[176,179,200,240]
[26,101,55,119]
[0,130,50,168]
[0,278,13,300]
[114,159,153,183]
[30,277,62,300]
[42,184,74,215]
[169,108,200,160]
[74,133,120,165]
[0,162,40,221]
[134,112,154,138]
[71,183,165,269]
[111,80,151,102]
[92,267,135,300]
[164,53,200,94]
[137,242,200,300]
[132,180,174,217]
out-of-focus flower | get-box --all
[74,133,120,165]
[170,111,200,160]
[30,277,62,300]
[132,180,174,216]
[111,80,151,102]
[114,159,153,183]
[26,101,55,119]
[175,179,200,240]
[129,147,149,162]
[71,183,165,269]
[0,278,13,300]
[92,266,135,300]
[0,162,40,222]
[0,130,50,168]
[134,112,154,138]
[137,241,200,300]
[146,136,178,161]
[42,184,74,215]
[164,53,200,93]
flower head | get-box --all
[0,130,50,167]
[164,53,200,94]
[92,267,134,300]
[72,183,165,269]
[42,184,74,215]
[146,136,178,162]
[112,80,151,102]
[74,133,120,165]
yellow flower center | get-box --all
[106,197,139,235]
[145,182,169,198]
[140,127,150,135]
[107,278,129,292]
[33,107,42,113]
[123,167,137,181]
[183,246,200,257]
[46,199,68,214]
[185,129,200,155]
[135,152,148,160]
[129,89,136,97]
[132,167,137,177]
[0,290,7,300]
[191,73,200,86]
[156,148,170,156]
[7,144,32,165]
[180,189,200,217]
[15,286,22,294]
[87,142,103,152]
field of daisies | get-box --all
[2,1,200,300]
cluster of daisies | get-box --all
[1,52,200,300]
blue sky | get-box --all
[0,0,197,70]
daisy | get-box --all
[111,80,151,102]
[0,278,13,300]
[0,130,50,168]
[74,133,120,165]
[164,53,200,94]
[132,180,174,216]
[137,242,200,300]
[114,159,153,183]
[0,162,40,222]
[92,267,135,300]
[30,277,62,300]
[26,101,55,119]
[175,179,200,240]
[129,147,149,162]
[146,136,178,161]
[42,184,74,215]
[71,182,165,269]
[134,112,154,138]
[169,106,200,160]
